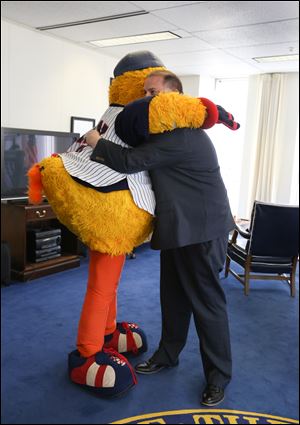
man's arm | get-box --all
[115,97,151,147]
[89,130,188,174]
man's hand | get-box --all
[84,129,101,148]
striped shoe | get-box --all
[104,322,148,356]
[68,348,137,397]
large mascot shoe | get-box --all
[104,322,148,356]
[68,347,137,397]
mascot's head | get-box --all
[109,50,166,106]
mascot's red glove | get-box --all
[200,98,240,130]
[216,104,240,130]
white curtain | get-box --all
[237,73,299,219]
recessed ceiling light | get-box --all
[253,54,299,63]
[89,31,180,47]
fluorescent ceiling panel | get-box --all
[253,54,299,63]
[90,31,180,47]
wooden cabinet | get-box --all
[1,201,81,281]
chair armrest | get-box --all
[228,229,238,244]
[236,224,251,239]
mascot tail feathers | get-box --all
[27,164,44,204]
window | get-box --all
[208,78,249,217]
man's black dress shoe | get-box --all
[201,385,225,406]
[135,358,178,375]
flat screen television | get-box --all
[1,127,80,201]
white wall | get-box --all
[208,78,249,218]
[198,75,216,100]
[1,19,117,132]
[180,74,216,99]
[180,75,200,97]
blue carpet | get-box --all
[1,244,299,424]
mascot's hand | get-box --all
[200,98,240,130]
[216,104,240,130]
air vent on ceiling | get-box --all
[36,10,149,31]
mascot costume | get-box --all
[28,51,239,397]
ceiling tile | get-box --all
[195,20,299,48]
[1,1,143,27]
[226,41,299,60]
[131,1,203,11]
[152,1,299,32]
[172,62,261,78]
[159,49,248,67]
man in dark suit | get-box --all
[85,72,235,406]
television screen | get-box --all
[1,127,79,201]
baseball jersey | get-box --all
[60,106,156,215]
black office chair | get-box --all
[225,201,299,296]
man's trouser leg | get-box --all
[151,248,192,366]
[153,237,232,387]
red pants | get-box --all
[76,250,125,358]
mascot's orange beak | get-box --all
[27,164,44,204]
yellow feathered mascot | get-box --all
[28,51,235,397]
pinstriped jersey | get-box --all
[59,106,156,215]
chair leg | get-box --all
[290,274,295,297]
[290,257,297,297]
[244,276,249,296]
[224,255,230,277]
[244,257,251,296]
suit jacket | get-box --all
[91,127,235,250]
